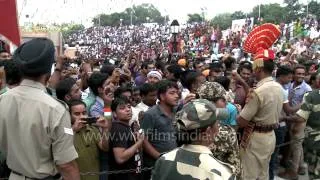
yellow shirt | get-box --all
[74,125,101,180]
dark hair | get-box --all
[294,65,306,74]
[111,96,131,112]
[133,86,140,92]
[280,51,289,57]
[212,96,226,103]
[67,99,86,113]
[181,71,201,90]
[100,64,115,76]
[0,60,22,85]
[237,61,252,74]
[139,83,158,96]
[88,72,108,96]
[309,73,317,85]
[214,76,230,90]
[155,61,165,73]
[210,61,223,70]
[224,56,236,70]
[276,65,294,78]
[167,64,182,80]
[157,80,179,100]
[193,61,203,69]
[141,61,153,69]
[262,60,275,74]
[56,77,77,101]
[114,85,132,98]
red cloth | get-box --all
[254,49,275,60]
[0,0,20,46]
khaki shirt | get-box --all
[0,79,78,179]
[240,77,284,125]
[74,126,101,180]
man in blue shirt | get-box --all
[289,65,312,107]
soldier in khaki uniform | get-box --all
[237,50,284,180]
[0,38,80,180]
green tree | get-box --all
[131,3,165,24]
[93,12,128,26]
[93,3,167,26]
[211,13,232,30]
[231,11,246,20]
[60,23,85,38]
[251,3,286,24]
[305,0,320,18]
[187,13,203,23]
[284,0,303,22]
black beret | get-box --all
[13,38,55,76]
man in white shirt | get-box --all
[136,83,158,111]
[295,41,307,55]
[132,83,158,124]
[310,26,320,39]
[232,46,241,60]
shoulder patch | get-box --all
[245,89,256,104]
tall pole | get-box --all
[306,0,309,17]
[97,0,100,59]
[258,4,261,21]
[201,8,204,23]
[131,0,133,26]
[173,34,177,54]
[130,10,133,26]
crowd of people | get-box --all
[0,18,319,180]
[65,25,170,60]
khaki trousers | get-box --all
[241,131,276,180]
[289,123,306,171]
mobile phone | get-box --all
[82,117,98,124]
[138,129,144,135]
[109,59,115,65]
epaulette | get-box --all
[54,97,70,111]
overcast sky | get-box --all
[17,0,310,27]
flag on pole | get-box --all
[0,0,20,46]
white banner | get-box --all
[231,18,254,32]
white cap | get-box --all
[147,70,162,80]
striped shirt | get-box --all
[90,97,104,117]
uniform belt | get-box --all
[254,123,279,133]
[11,170,61,180]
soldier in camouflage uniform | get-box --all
[295,73,320,179]
[197,81,241,176]
[152,99,236,180]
